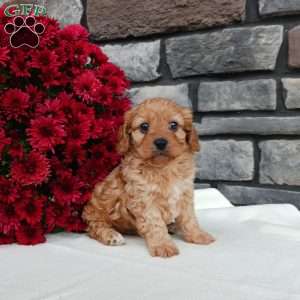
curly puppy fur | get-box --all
[82,98,215,257]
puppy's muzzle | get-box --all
[154,138,168,151]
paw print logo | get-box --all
[4,16,45,48]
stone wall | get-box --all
[17,0,300,208]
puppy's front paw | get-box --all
[149,240,179,258]
[184,231,215,245]
[95,228,126,246]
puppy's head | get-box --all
[117,98,200,164]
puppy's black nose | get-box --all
[154,138,168,151]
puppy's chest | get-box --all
[161,178,191,223]
[129,174,189,223]
[166,183,184,221]
[124,160,194,222]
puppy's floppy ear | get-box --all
[188,127,200,152]
[117,109,133,155]
[181,107,200,153]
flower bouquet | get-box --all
[0,6,131,245]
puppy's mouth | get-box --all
[151,155,170,165]
[153,149,170,157]
[150,149,174,164]
[154,149,167,154]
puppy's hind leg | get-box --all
[82,202,125,246]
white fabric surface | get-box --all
[1,188,300,300]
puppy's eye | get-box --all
[139,122,149,133]
[169,121,178,131]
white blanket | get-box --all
[1,189,300,300]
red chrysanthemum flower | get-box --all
[65,122,90,146]
[73,70,101,102]
[89,144,108,160]
[0,74,6,84]
[39,69,64,88]
[87,43,108,66]
[36,98,66,121]
[79,190,91,205]
[0,127,10,154]
[97,62,125,80]
[44,203,58,233]
[0,203,20,234]
[37,17,60,47]
[1,89,30,120]
[45,202,81,232]
[26,85,45,106]
[0,27,9,49]
[53,92,75,116]
[94,85,113,105]
[115,97,132,115]
[63,208,86,232]
[90,118,106,139]
[64,113,91,145]
[107,76,129,95]
[0,46,9,66]
[30,49,61,72]
[11,152,50,185]
[54,204,86,232]
[59,24,89,42]
[95,146,119,168]
[95,118,118,139]
[16,197,44,225]
[8,142,24,160]
[71,40,90,65]
[90,144,121,168]
[27,117,66,152]
[0,232,14,245]
[49,157,66,177]
[64,142,86,165]
[73,101,95,119]
[10,51,31,77]
[15,223,46,245]
[53,39,69,61]
[0,177,18,204]
[78,159,107,187]
[51,92,95,121]
[51,172,84,205]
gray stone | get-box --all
[282,78,300,109]
[87,0,246,41]
[46,0,83,26]
[198,79,276,112]
[259,140,300,186]
[288,26,300,68]
[218,185,300,208]
[195,117,300,135]
[166,26,283,78]
[194,183,211,189]
[129,84,191,108]
[102,41,161,83]
[196,140,254,181]
[259,0,300,17]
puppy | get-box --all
[82,98,215,257]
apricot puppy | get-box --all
[82,98,215,257]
